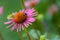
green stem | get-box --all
[0,32,4,40]
[21,0,26,9]
[18,32,24,40]
[24,27,31,40]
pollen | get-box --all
[14,12,27,23]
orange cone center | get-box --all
[14,12,27,23]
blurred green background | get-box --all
[0,0,60,40]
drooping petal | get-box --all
[27,18,35,22]
[19,24,22,31]
[32,12,38,16]
[17,24,22,32]
[26,21,32,25]
[6,23,14,28]
[11,25,17,31]
[21,25,24,30]
[23,22,29,28]
[17,24,21,31]
[28,12,38,17]
[4,20,13,24]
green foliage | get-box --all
[0,0,60,40]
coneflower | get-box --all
[24,0,40,8]
[4,8,37,32]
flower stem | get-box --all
[24,27,31,40]
[18,32,24,40]
[0,32,4,40]
[21,0,26,9]
[21,0,31,40]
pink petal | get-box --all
[17,24,21,31]
[11,25,17,31]
[23,22,29,28]
[27,18,35,22]
[24,1,30,8]
[4,21,13,24]
[26,8,36,17]
[0,7,3,15]
[19,24,22,31]
[26,8,35,14]
[21,25,24,30]
[6,23,14,28]
[20,9,25,12]
[30,0,40,4]
[33,13,38,16]
[26,22,32,25]
[24,0,40,8]
[28,12,38,17]
[17,24,22,32]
